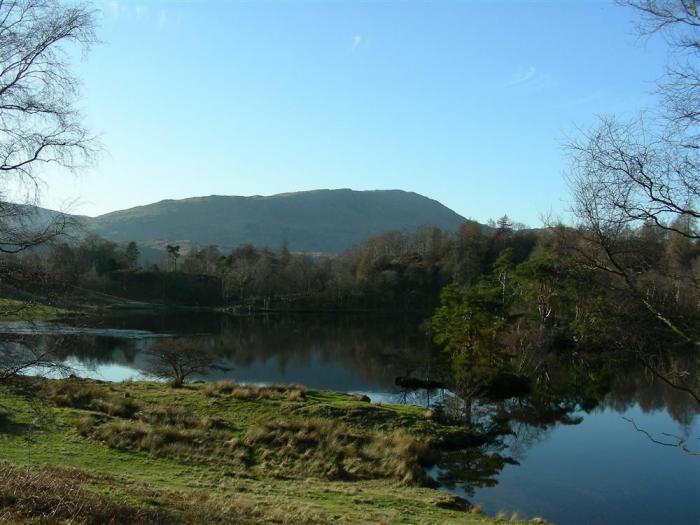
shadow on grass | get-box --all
[0,407,31,436]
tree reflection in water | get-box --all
[1,312,697,498]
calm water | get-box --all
[2,312,698,525]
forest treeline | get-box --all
[4,210,698,362]
[4,217,538,311]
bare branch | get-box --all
[623,416,700,456]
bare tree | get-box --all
[0,338,72,382]
[568,1,699,240]
[0,0,97,384]
[145,338,217,387]
[566,117,698,240]
[0,0,97,254]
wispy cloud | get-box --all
[505,66,554,90]
[351,34,363,51]
[508,66,537,86]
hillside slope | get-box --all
[85,189,466,253]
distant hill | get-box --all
[77,189,467,253]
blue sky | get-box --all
[44,0,668,226]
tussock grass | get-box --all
[87,420,224,458]
[80,413,434,485]
[202,380,307,401]
[43,380,140,418]
[242,417,434,484]
[139,405,228,431]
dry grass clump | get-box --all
[99,397,141,418]
[0,463,172,524]
[202,381,306,401]
[87,419,219,458]
[78,416,251,466]
[201,380,238,396]
[242,418,434,484]
[43,380,103,409]
[138,406,227,431]
[43,380,140,419]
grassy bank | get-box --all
[0,378,543,524]
[0,298,69,321]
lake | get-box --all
[2,312,698,525]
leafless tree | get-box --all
[568,1,699,240]
[0,0,97,254]
[566,116,698,240]
[145,338,218,387]
[0,338,71,381]
[0,0,97,384]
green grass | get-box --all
[0,378,542,524]
[0,298,69,320]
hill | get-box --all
[83,189,467,253]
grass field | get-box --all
[0,378,545,524]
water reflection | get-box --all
[1,313,438,393]
[0,312,697,525]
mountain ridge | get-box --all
[42,189,470,254]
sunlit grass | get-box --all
[0,378,525,524]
